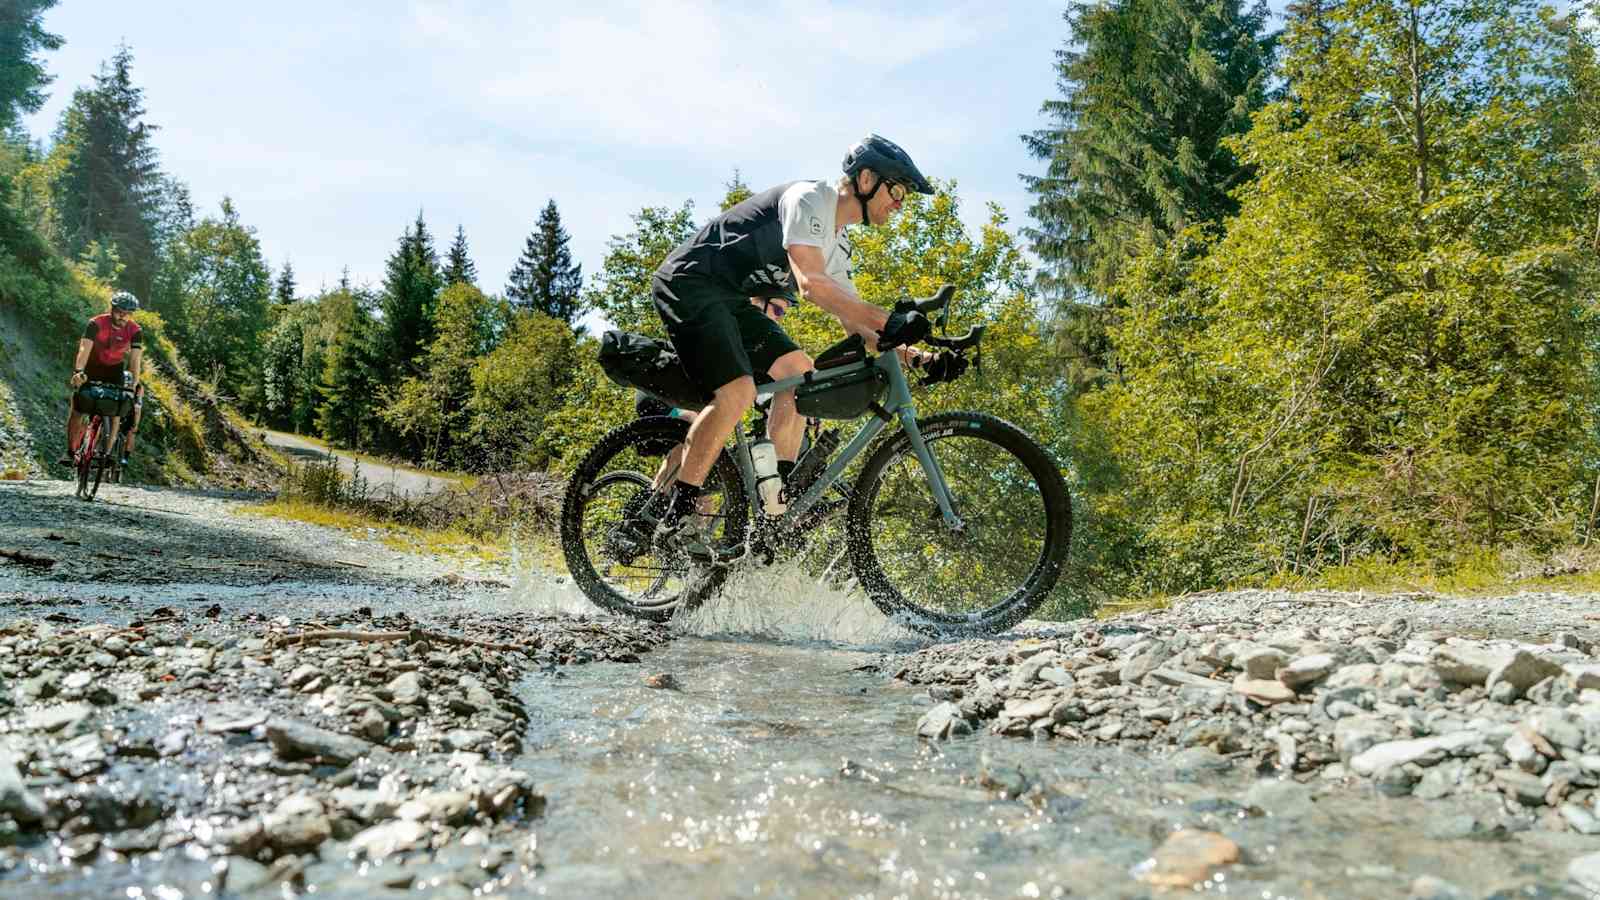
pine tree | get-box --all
[721,169,753,211]
[505,199,582,323]
[0,0,62,132]
[1021,0,1276,379]
[378,211,442,379]
[444,224,477,286]
[275,261,297,305]
[54,45,165,301]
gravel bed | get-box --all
[0,602,666,895]
[896,589,1600,848]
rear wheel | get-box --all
[560,417,749,621]
[847,412,1071,636]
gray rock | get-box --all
[1413,762,1464,800]
[1149,669,1227,691]
[265,717,373,765]
[1240,648,1288,680]
[1495,768,1548,806]
[1505,732,1547,775]
[1334,715,1394,763]
[1233,674,1295,704]
[1531,710,1585,752]
[1486,650,1564,698]
[1562,803,1600,835]
[388,671,424,705]
[261,795,333,855]
[1431,646,1504,686]
[1349,732,1480,777]
[1119,641,1170,685]
[1278,654,1336,690]
[1324,664,1381,690]
[356,707,388,742]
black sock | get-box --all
[664,481,703,524]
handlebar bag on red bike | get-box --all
[74,384,132,417]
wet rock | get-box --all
[387,671,423,705]
[1243,779,1313,816]
[203,706,268,734]
[265,717,373,766]
[917,702,973,740]
[1170,747,1232,777]
[1569,852,1600,893]
[643,672,679,690]
[350,818,430,860]
[355,707,388,742]
[0,749,45,824]
[1135,829,1241,888]
[221,857,276,894]
[25,701,92,734]
[1334,716,1393,763]
[446,729,492,752]
[261,794,333,856]
[397,790,474,826]
[1409,875,1468,900]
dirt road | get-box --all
[260,429,459,498]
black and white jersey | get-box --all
[658,181,853,302]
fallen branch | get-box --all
[0,548,55,569]
[267,627,533,654]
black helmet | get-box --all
[110,291,140,312]
[842,134,933,194]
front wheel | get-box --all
[75,417,98,501]
[847,412,1072,636]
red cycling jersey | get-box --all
[83,313,143,371]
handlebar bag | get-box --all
[74,384,132,417]
[597,330,706,410]
[795,368,887,420]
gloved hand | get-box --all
[877,310,931,350]
[918,351,969,386]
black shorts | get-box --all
[652,274,800,397]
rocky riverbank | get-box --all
[896,589,1600,869]
[0,602,665,895]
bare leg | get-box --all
[66,401,84,456]
[125,404,141,454]
[765,350,812,463]
[652,446,684,490]
[677,377,756,487]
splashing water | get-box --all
[674,558,922,648]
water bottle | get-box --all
[751,438,786,516]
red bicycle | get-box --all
[70,381,134,501]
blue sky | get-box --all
[24,1,1071,305]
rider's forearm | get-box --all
[795,272,889,346]
[73,340,91,372]
[127,350,142,386]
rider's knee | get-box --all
[768,350,813,381]
[713,376,757,411]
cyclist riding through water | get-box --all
[624,134,962,561]
[64,291,144,467]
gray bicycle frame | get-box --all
[731,347,964,532]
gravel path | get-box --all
[260,430,459,499]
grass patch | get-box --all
[1095,545,1600,619]
[241,499,507,564]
